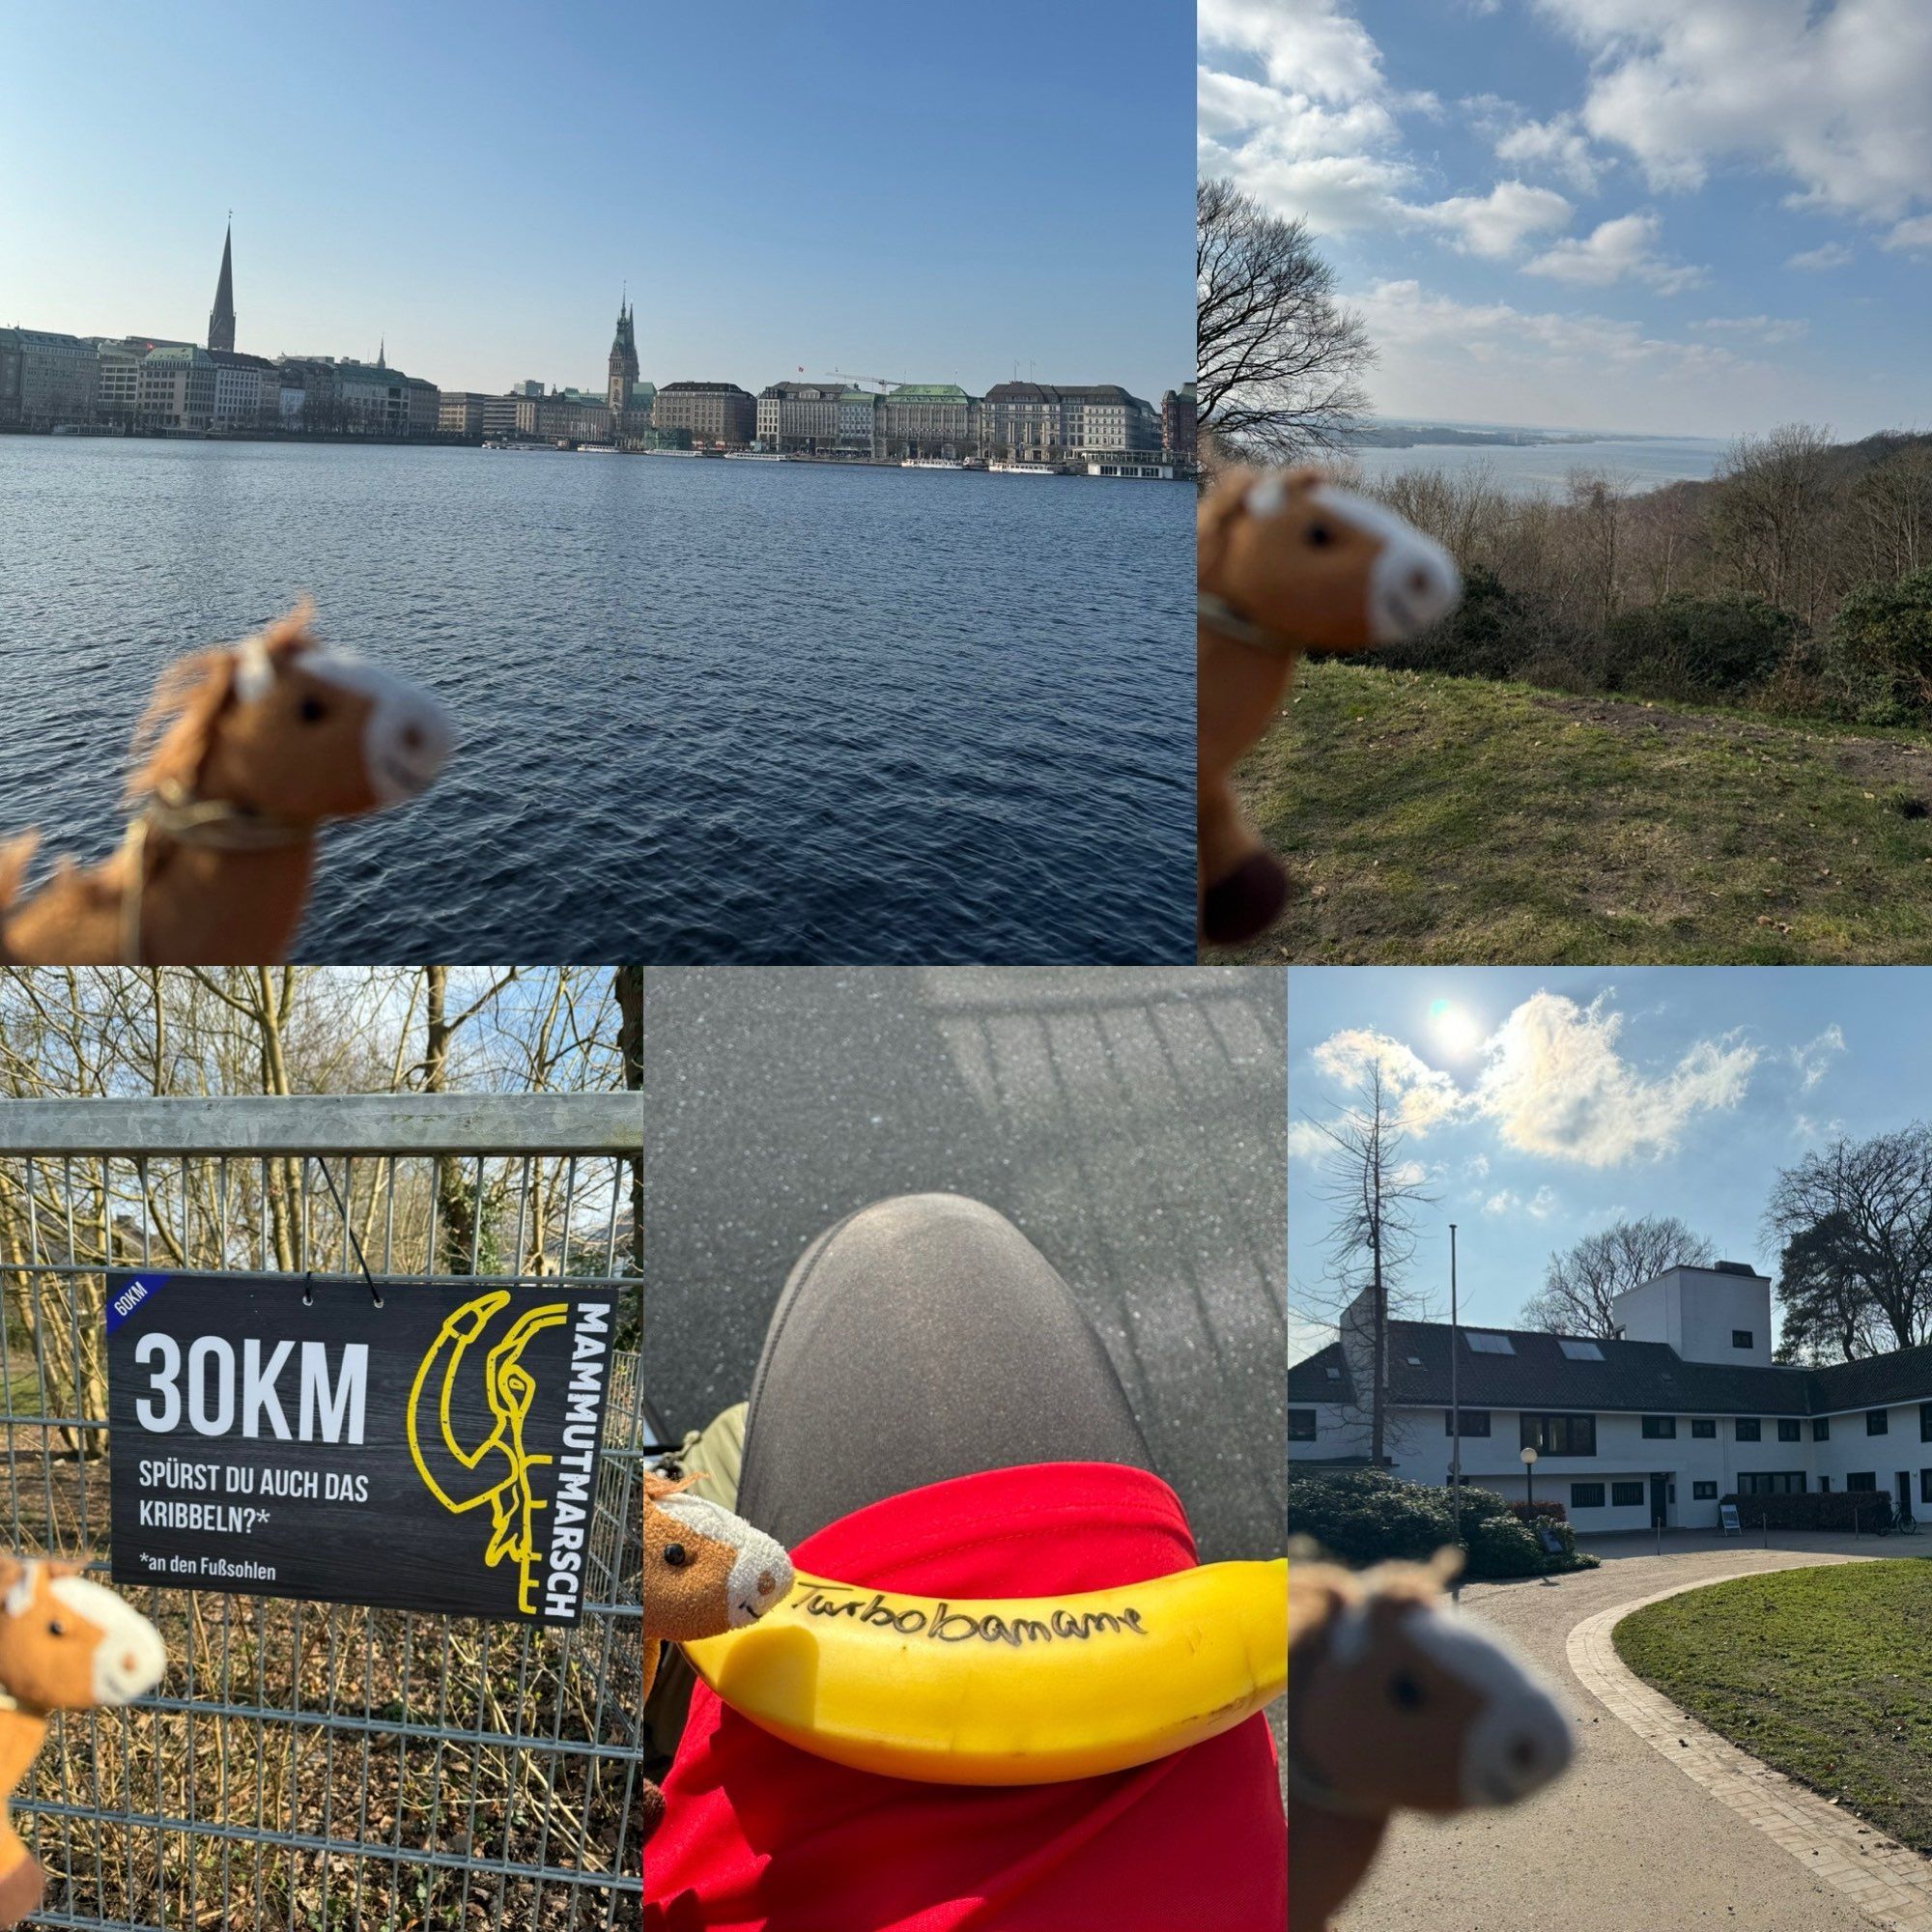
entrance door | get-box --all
[1650,1473,1668,1529]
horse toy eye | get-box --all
[663,1544,690,1568]
[46,1619,65,1637]
[1307,522,1334,547]
[1388,1670,1425,1709]
[298,696,328,724]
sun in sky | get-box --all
[1428,996,1485,1060]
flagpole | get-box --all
[1450,1221,1463,1605]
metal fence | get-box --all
[0,1094,645,1932]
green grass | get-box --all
[1616,1564,1932,1851]
[1214,661,1932,962]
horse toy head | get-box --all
[639,1472,793,1846]
[128,600,452,826]
[1197,466,1462,947]
[641,1471,794,1643]
[1287,1550,1571,1932]
[0,601,453,964]
[0,1557,166,1927]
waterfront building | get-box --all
[405,375,440,438]
[139,345,216,433]
[95,340,148,428]
[0,332,16,425]
[1058,384,1159,458]
[980,381,1065,462]
[755,380,846,453]
[211,349,279,429]
[479,394,525,439]
[514,390,613,442]
[1289,1261,1932,1534]
[207,221,236,354]
[653,381,755,448]
[874,383,975,460]
[0,329,101,429]
[837,387,876,457]
[1162,382,1197,462]
[607,299,641,427]
[438,391,490,437]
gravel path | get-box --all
[1335,1542,1922,1931]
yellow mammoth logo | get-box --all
[408,1291,570,1616]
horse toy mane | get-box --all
[639,1470,793,1843]
[0,1555,166,1927]
[1288,1549,1571,1932]
[0,602,452,965]
[1198,466,1460,946]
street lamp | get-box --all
[1520,1443,1539,1512]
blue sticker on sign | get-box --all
[106,1275,170,1334]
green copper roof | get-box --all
[886,383,969,400]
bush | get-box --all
[1287,1469,1596,1577]
[1723,1490,1894,1532]
[1508,1498,1569,1525]
[1824,567,1932,720]
[1373,565,1569,683]
[1601,594,1803,699]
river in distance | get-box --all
[1346,434,1728,496]
[0,440,1192,962]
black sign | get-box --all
[106,1270,618,1624]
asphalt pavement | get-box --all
[640,965,1287,1563]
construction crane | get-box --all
[823,372,917,393]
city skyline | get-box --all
[1,1,1190,406]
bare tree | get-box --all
[1765,1125,1932,1357]
[1307,1063,1435,1465]
[1196,177,1373,463]
[1520,1215,1716,1337]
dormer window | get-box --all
[1557,1338,1604,1361]
[1466,1332,1515,1355]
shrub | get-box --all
[1723,1490,1894,1532]
[1601,594,1803,698]
[1508,1498,1568,1525]
[1824,568,1932,720]
[1288,1469,1595,1577]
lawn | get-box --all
[1616,1563,1932,1853]
[1213,661,1932,963]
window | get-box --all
[1737,1471,1807,1495]
[1778,1419,1803,1442]
[1610,1482,1645,1507]
[1444,1409,1491,1437]
[1735,1418,1761,1441]
[1465,1332,1515,1355]
[1557,1338,1605,1361]
[1921,1470,1932,1507]
[1570,1483,1605,1509]
[1869,1409,1890,1435]
[1820,1476,1832,1492]
[1814,1417,1831,1441]
[1849,1472,1878,1492]
[1641,1416,1677,1438]
[1691,1418,1717,1438]
[1921,1402,1932,1441]
[1693,1481,1719,1500]
[1520,1413,1596,1456]
[1733,1329,1754,1349]
[1289,1409,1317,1442]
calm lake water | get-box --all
[1347,435,1728,496]
[0,440,1192,962]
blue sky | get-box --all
[1200,1,1932,438]
[1287,968,1932,1360]
[1,1,1191,404]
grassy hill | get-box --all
[1214,660,1932,963]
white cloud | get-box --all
[1884,215,1932,254]
[1287,1118,1332,1164]
[1482,1185,1561,1220]
[1790,1024,1846,1092]
[1525,212,1704,291]
[1492,110,1606,193]
[1413,180,1574,258]
[1533,0,1932,229]
[1200,0,1388,101]
[1692,315,1810,346]
[1471,991,1757,1166]
[1787,240,1854,270]
[1307,1028,1468,1134]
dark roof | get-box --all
[983,381,1062,403]
[1812,1342,1932,1412]
[1289,1344,1353,1403]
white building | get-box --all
[1290,1262,1932,1533]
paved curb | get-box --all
[1567,1560,1932,1932]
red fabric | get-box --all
[641,1461,1287,1932]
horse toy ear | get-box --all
[1287,1553,1570,1932]
[1196,464,1461,948]
[638,1478,794,1847]
[0,1557,166,1927]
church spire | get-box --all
[208,218,236,354]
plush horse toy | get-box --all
[640,1471,793,1842]
[1288,1549,1571,1932]
[0,1556,166,1925]
[1198,467,1461,945]
[0,602,451,964]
